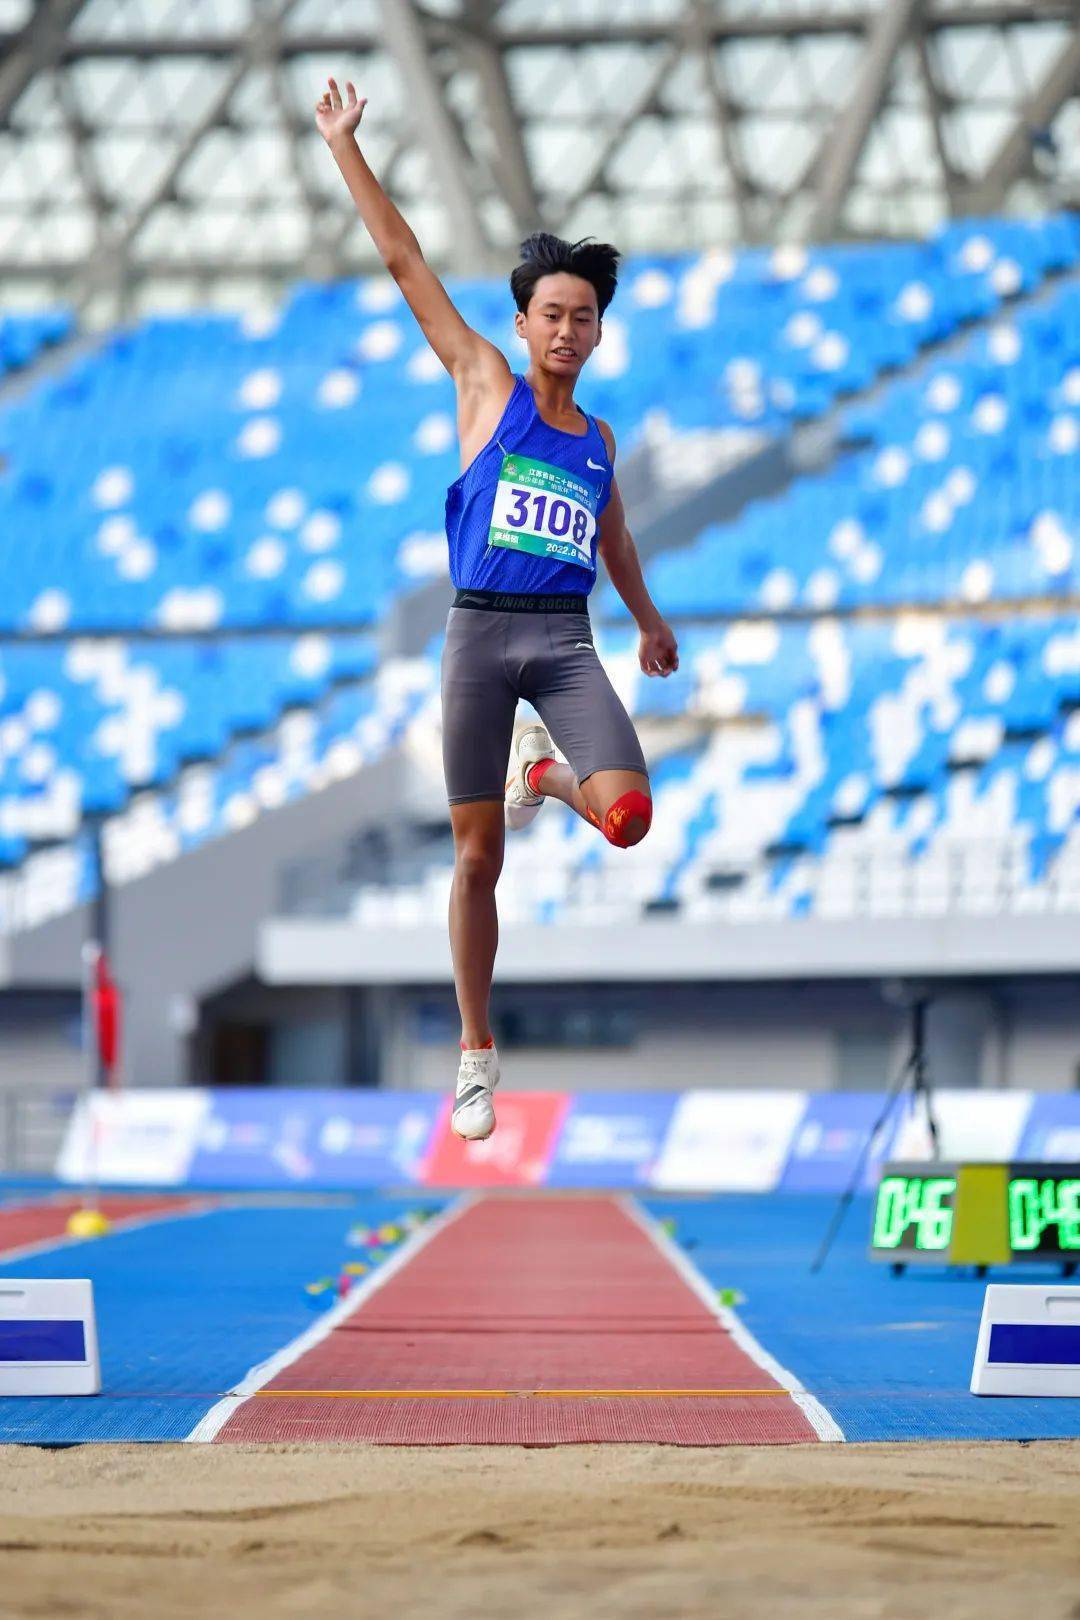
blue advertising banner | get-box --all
[778,1092,901,1193]
[548,1092,677,1187]
[186,1090,319,1186]
[185,1090,441,1188]
[1016,1094,1080,1162]
[61,1088,1062,1194]
[308,1093,441,1185]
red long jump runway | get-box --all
[0,1193,207,1259]
[216,1195,831,1446]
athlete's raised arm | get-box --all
[316,80,512,412]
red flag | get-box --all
[93,952,121,1082]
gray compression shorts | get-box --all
[441,590,648,806]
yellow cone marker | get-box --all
[66,1208,112,1238]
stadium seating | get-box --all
[0,217,1073,635]
[0,309,72,384]
[0,644,431,930]
[18,597,1080,931]
[343,608,1080,928]
[1,215,1078,930]
[596,611,1080,921]
[0,633,374,863]
[603,265,1080,620]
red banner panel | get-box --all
[420,1092,570,1187]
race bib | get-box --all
[487,453,599,570]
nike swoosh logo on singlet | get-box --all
[586,458,606,471]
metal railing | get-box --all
[278,837,1080,926]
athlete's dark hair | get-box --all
[510,232,620,319]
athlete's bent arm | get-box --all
[315,79,511,419]
[595,424,678,678]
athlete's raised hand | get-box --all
[639,618,679,677]
[315,78,367,146]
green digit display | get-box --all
[1008,1176,1080,1253]
[872,1174,956,1251]
[918,1177,956,1249]
[872,1177,909,1249]
[872,1162,1080,1268]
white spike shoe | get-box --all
[451,1045,500,1141]
[505,718,555,831]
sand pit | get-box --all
[0,1440,1077,1619]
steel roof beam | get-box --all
[805,0,921,241]
[73,0,302,309]
[961,28,1080,213]
[12,7,1074,60]
[459,0,545,239]
[375,0,493,273]
[913,18,963,207]
[0,0,86,126]
[686,0,757,242]
[549,37,685,234]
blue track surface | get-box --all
[0,1196,443,1444]
[1,1191,1078,1443]
[645,1193,1080,1443]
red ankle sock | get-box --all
[526,757,555,796]
[460,1036,495,1052]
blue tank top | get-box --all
[445,373,613,596]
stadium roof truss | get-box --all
[0,0,1076,315]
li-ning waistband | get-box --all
[453,588,589,614]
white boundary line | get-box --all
[619,1195,845,1444]
[0,1198,219,1266]
[184,1193,476,1444]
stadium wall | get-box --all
[197,978,1078,1095]
[2,749,413,1088]
[372,981,1078,1095]
[260,910,1080,984]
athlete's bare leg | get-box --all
[535,765,651,845]
[448,799,504,1048]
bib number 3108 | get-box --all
[487,452,600,570]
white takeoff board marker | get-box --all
[971,1283,1080,1397]
[0,1279,101,1395]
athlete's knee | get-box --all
[453,842,503,892]
[601,790,652,848]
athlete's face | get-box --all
[515,273,601,378]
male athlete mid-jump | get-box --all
[318,79,678,1141]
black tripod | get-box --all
[811,996,940,1273]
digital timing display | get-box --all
[1008,1171,1080,1254]
[872,1174,957,1252]
[870,1161,1080,1266]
